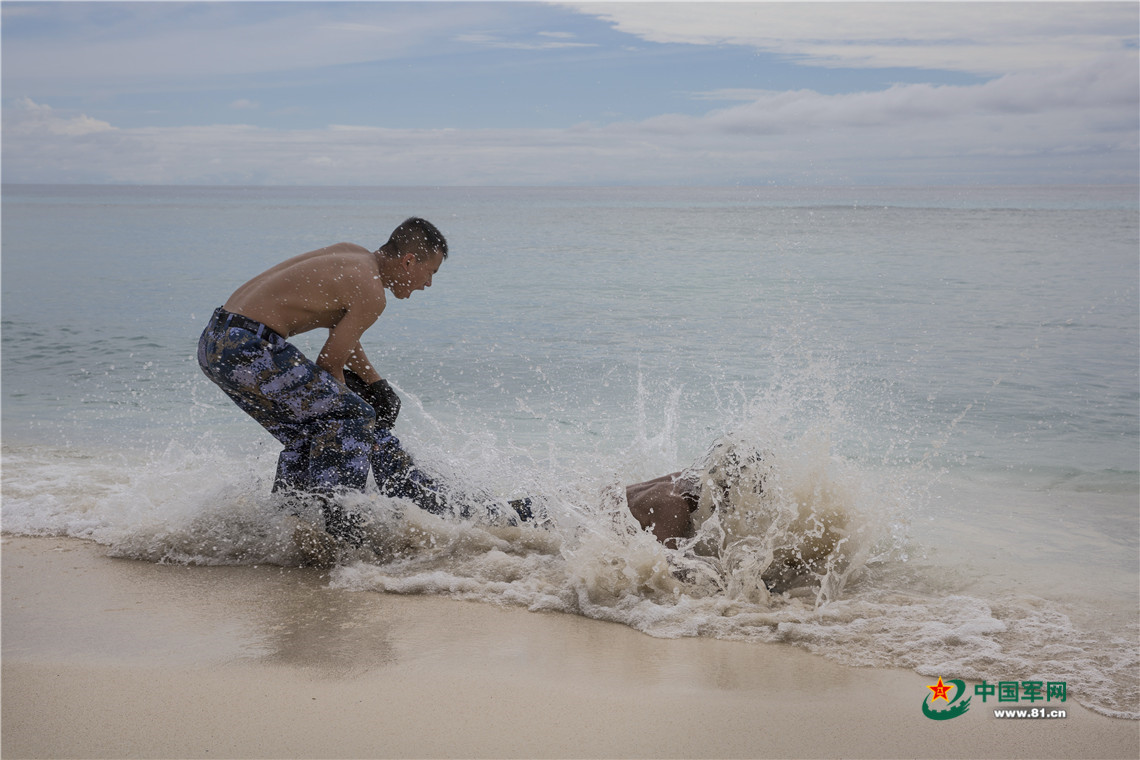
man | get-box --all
[625,472,700,547]
[624,441,848,595]
[198,217,453,545]
[625,437,768,548]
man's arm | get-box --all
[345,340,383,385]
[317,303,382,384]
[341,341,402,429]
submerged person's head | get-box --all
[685,433,850,594]
[688,435,771,510]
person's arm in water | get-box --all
[626,472,699,547]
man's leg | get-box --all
[198,313,375,543]
[371,431,536,524]
[371,429,450,516]
[272,439,309,494]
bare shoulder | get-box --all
[276,244,381,284]
[225,242,385,334]
[286,242,372,266]
[321,242,372,256]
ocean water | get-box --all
[2,184,1137,719]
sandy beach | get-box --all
[2,535,1136,759]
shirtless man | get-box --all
[625,472,700,547]
[197,217,450,544]
[625,438,769,548]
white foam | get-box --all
[2,427,1136,719]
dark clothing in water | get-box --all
[197,307,447,543]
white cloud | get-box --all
[4,45,1136,190]
[229,99,260,110]
[565,2,1138,76]
[318,22,393,35]
[454,31,596,50]
[3,97,115,137]
[2,3,500,95]
[4,0,1137,189]
[691,89,776,102]
[646,53,1139,137]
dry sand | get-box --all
[2,535,1137,759]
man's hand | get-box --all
[344,369,401,429]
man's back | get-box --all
[224,243,386,339]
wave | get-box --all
[3,423,1135,720]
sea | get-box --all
[2,184,1137,719]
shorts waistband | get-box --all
[211,307,285,344]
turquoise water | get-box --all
[3,184,1137,718]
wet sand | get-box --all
[3,535,1137,759]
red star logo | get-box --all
[927,677,953,703]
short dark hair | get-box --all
[386,217,448,260]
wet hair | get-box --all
[385,217,448,261]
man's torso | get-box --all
[223,243,386,338]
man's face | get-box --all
[392,249,444,299]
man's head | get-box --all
[381,217,448,262]
[378,217,447,299]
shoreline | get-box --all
[3,535,1137,759]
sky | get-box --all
[2,1,1137,186]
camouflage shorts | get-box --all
[197,308,447,518]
